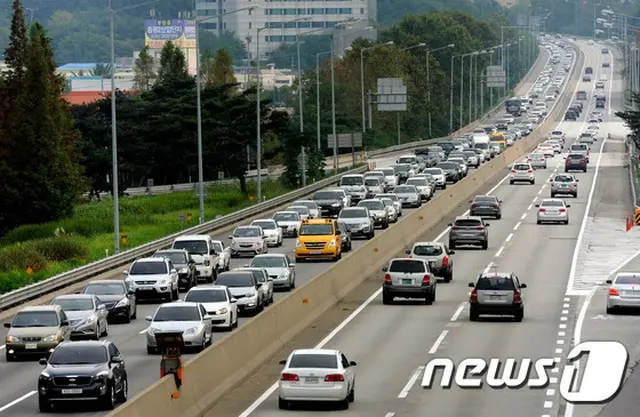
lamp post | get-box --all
[501,25,530,90]
[316,50,331,151]
[360,41,394,134]
[424,44,454,137]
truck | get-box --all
[505,97,522,116]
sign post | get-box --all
[376,78,408,145]
[326,133,363,167]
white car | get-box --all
[291,200,320,218]
[510,162,535,185]
[228,225,268,257]
[537,145,555,158]
[272,211,302,237]
[379,167,398,189]
[250,219,283,247]
[124,257,179,302]
[172,235,221,282]
[545,140,562,154]
[211,240,231,271]
[216,270,265,315]
[286,205,311,221]
[374,193,403,216]
[379,197,399,223]
[278,349,357,410]
[183,285,238,330]
[502,114,515,124]
[422,168,447,189]
[405,177,432,201]
[235,267,274,305]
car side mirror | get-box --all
[566,204,571,208]
[336,230,341,236]
[171,269,177,274]
[210,249,217,255]
[349,361,357,366]
[576,179,579,182]
[228,235,233,239]
[98,304,106,310]
[3,323,10,328]
[39,358,48,366]
[484,223,490,227]
[289,263,295,268]
[404,249,411,255]
[447,223,452,227]
[449,250,455,255]
[534,203,540,207]
[520,283,527,289]
[145,315,153,321]
[606,279,612,284]
[468,282,475,288]
[122,270,129,275]
[279,360,287,365]
[381,266,388,272]
[230,298,237,303]
[127,290,135,296]
[110,356,123,364]
[203,315,212,321]
[61,320,69,326]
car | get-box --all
[537,144,555,158]
[549,130,566,142]
[277,349,356,410]
[381,258,437,304]
[364,176,385,196]
[249,254,296,290]
[448,216,490,250]
[81,280,137,323]
[4,305,71,361]
[287,205,311,220]
[595,81,605,89]
[578,131,596,145]
[510,162,535,185]
[124,257,179,301]
[545,140,562,154]
[536,198,571,225]
[171,235,221,283]
[468,271,527,322]
[469,195,502,219]
[436,161,460,183]
[145,302,213,353]
[183,286,239,330]
[528,152,547,169]
[337,221,352,252]
[602,62,610,68]
[250,219,283,247]
[312,190,347,217]
[463,150,480,167]
[235,267,274,305]
[602,47,609,54]
[570,142,590,162]
[152,249,198,290]
[582,74,591,82]
[393,163,415,183]
[291,200,320,219]
[447,157,468,177]
[339,174,367,202]
[357,199,389,229]
[392,184,421,207]
[365,171,389,191]
[337,207,375,239]
[374,193,402,216]
[211,239,231,271]
[37,341,128,411]
[564,110,577,121]
[423,167,447,189]
[396,154,420,171]
[216,270,265,313]
[272,211,302,237]
[379,167,399,189]
[565,153,588,172]
[228,225,268,258]
[576,91,587,100]
[50,294,109,340]
[295,218,343,262]
[379,197,399,223]
[606,272,640,313]
[550,174,579,198]
[325,188,352,208]
[405,177,432,201]
[405,241,455,282]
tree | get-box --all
[133,45,156,91]
[212,48,237,87]
[91,63,112,77]
[200,48,216,88]
[199,30,247,63]
[157,41,190,86]
[4,0,27,81]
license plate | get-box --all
[489,295,502,300]
[402,279,412,285]
[25,343,37,350]
[310,251,322,255]
[305,377,319,384]
[61,389,83,395]
[137,286,153,291]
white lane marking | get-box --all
[542,415,551,417]
[0,391,37,413]
[550,377,558,384]
[532,197,537,203]
[557,340,565,345]
[138,328,148,335]
[450,303,465,322]
[537,189,542,195]
[505,233,513,242]
[494,246,504,257]
[546,389,556,396]
[555,348,563,354]
[559,323,567,329]
[513,222,522,231]
[483,262,494,274]
[428,330,449,354]
[0,345,4,351]
[560,316,567,321]
[551,367,559,374]
[398,366,425,399]
[564,297,570,302]
[554,357,561,363]
[563,303,570,308]
[527,204,532,210]
[544,401,553,408]
[385,413,396,417]
[558,331,566,337]
[562,309,569,314]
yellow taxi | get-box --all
[295,218,342,262]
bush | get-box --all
[0,223,58,245]
[0,244,48,272]
[0,236,88,273]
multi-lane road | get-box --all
[0,38,599,417]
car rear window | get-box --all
[289,353,337,369]
[454,219,482,227]
[615,274,640,285]
[541,200,563,207]
[476,276,515,290]
[513,164,530,170]
[473,196,496,203]
[554,175,573,182]
[412,245,443,256]
[389,260,426,273]
[568,154,584,160]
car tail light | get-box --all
[513,290,522,304]
[573,182,577,186]
[476,226,485,230]
[471,203,477,208]
[325,374,345,382]
[423,274,431,285]
[609,287,619,296]
[539,208,546,212]
[384,274,392,283]
[451,226,460,230]
[470,289,478,302]
[527,170,533,174]
[559,208,566,212]
[442,256,449,267]
[581,159,586,163]
[281,373,299,381]
[407,255,412,258]
[511,170,517,174]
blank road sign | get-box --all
[377,78,407,111]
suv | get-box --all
[171,235,221,282]
[469,195,502,219]
[337,207,375,239]
[550,173,579,197]
[405,241,455,282]
[468,272,527,321]
[4,305,71,361]
[582,74,591,82]
[313,190,347,217]
[295,218,342,262]
[124,257,179,301]
[570,142,590,162]
[510,162,535,185]
[339,174,367,203]
[152,249,197,290]
[576,91,587,100]
[381,258,437,305]
[448,216,490,250]
[228,225,268,258]
[565,153,588,173]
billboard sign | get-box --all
[144,19,196,49]
[327,132,363,149]
[486,65,506,88]
[377,78,407,111]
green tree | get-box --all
[200,48,216,88]
[133,45,155,91]
[91,63,112,77]
[4,0,27,82]
[157,41,190,86]
[212,48,237,87]
[199,30,247,63]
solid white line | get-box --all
[450,303,465,322]
[505,233,514,242]
[483,262,494,274]
[398,366,425,399]
[0,391,37,413]
[428,330,449,354]
[513,222,522,231]
[494,246,504,257]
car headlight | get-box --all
[360,223,370,228]
[279,271,289,279]
[84,314,98,324]
[39,372,51,380]
[94,371,109,380]
[296,239,302,248]
[183,327,198,335]
[6,336,20,343]
[216,307,228,315]
[179,267,189,274]
[254,240,263,247]
[147,327,160,335]
[329,239,336,248]
[42,334,61,343]
[246,291,256,298]
[159,279,170,286]
[332,202,340,207]
[115,298,129,308]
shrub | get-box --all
[0,223,58,245]
[30,236,89,263]
[0,244,48,272]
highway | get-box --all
[0,41,563,416]
[195,40,629,417]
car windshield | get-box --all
[424,169,442,175]
[615,274,640,285]
[476,276,515,290]
[571,144,587,150]
[251,256,287,268]
[381,169,395,176]
[49,345,108,365]
[130,261,167,275]
[376,194,397,201]
[364,179,380,186]
[339,209,367,219]
[314,191,340,200]
[541,200,564,207]
[359,201,384,210]
[241,269,266,283]
[274,213,299,222]
[289,353,337,369]
[554,175,574,182]
[217,273,254,287]
[475,143,489,149]
[12,311,59,328]
[514,164,530,171]
[173,240,208,254]
[84,283,125,296]
[253,221,276,230]
[294,201,317,210]
[52,298,94,311]
[299,224,334,235]
[155,252,188,265]
[413,245,443,256]
[393,186,415,194]
[341,176,363,185]
[568,154,584,160]
[454,219,482,227]
[389,260,426,273]
[531,153,544,159]
[233,227,261,237]
[153,306,200,322]
[398,157,415,164]
[380,199,393,207]
[185,290,228,303]
[394,165,410,173]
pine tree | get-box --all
[200,49,216,88]
[157,41,190,86]
[4,0,28,82]
[133,46,156,91]
[212,48,237,87]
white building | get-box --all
[196,0,377,60]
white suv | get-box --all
[124,257,179,301]
[172,235,221,283]
[510,162,536,185]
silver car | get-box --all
[381,258,437,305]
[292,200,320,218]
[249,254,296,290]
[357,199,389,229]
[250,219,283,247]
[405,177,432,201]
[468,271,527,321]
[228,225,268,257]
[448,157,468,176]
[374,193,402,216]
[364,176,385,197]
[550,174,579,198]
[423,167,447,189]
[145,302,212,353]
[337,207,375,239]
[50,295,108,340]
[528,152,547,169]
[235,267,274,305]
[365,171,389,191]
[606,272,640,313]
[392,185,421,208]
[405,241,455,282]
[536,198,570,225]
[379,167,398,189]
[272,211,301,237]
[339,174,367,202]
[287,205,311,220]
[379,198,399,223]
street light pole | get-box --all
[459,53,464,129]
[316,50,331,151]
[296,34,306,186]
[256,27,264,203]
[109,0,120,254]
[330,34,338,174]
[468,52,473,124]
[449,54,454,132]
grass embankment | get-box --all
[0,181,291,294]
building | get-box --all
[62,90,139,105]
[56,63,135,92]
[195,0,377,60]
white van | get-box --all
[172,235,221,283]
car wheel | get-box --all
[606,306,614,314]
[564,220,569,225]
[367,232,374,240]
[509,180,514,185]
[537,220,542,225]
[425,288,435,305]
[448,241,455,250]
[338,396,350,410]
[101,320,109,337]
[496,213,502,220]
[381,222,389,229]
[146,346,156,355]
[101,382,116,410]
[382,293,393,305]
[469,308,479,321]
[530,180,535,185]
[278,398,289,410]
[116,376,128,403]
[550,193,555,198]
[481,241,488,250]
[444,269,453,283]
[348,386,355,402]
[5,351,14,362]
[172,286,179,300]
[38,396,51,412]
[514,310,524,322]
[131,306,137,320]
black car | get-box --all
[437,141,455,157]
[152,249,197,290]
[565,153,588,173]
[312,190,345,217]
[576,91,587,100]
[81,280,137,323]
[470,195,502,219]
[38,341,128,411]
[564,110,577,121]
[436,161,460,183]
[602,62,610,68]
[337,221,352,252]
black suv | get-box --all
[565,153,588,172]
[564,110,577,121]
[38,341,128,411]
[436,161,460,183]
[312,190,345,217]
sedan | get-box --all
[145,302,212,354]
[337,207,375,239]
[536,198,570,225]
[251,219,283,247]
[183,286,238,330]
[291,200,320,218]
[50,294,109,340]
[469,195,502,219]
[374,193,402,216]
[393,185,421,208]
[81,280,137,323]
[249,254,296,290]
[606,272,640,313]
[528,152,547,169]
